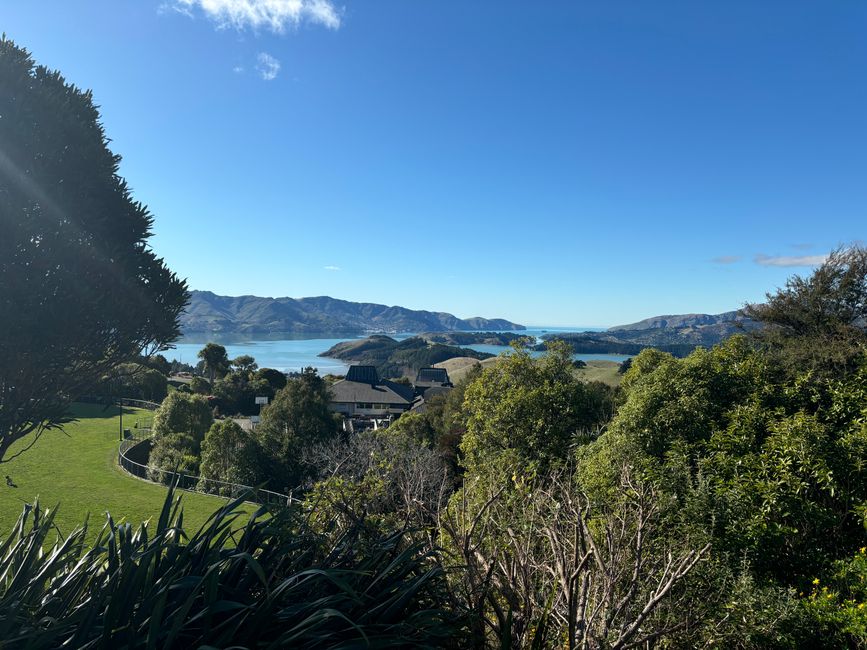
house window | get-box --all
[356,402,373,409]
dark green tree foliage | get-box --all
[197,343,229,384]
[209,360,283,416]
[152,392,213,440]
[746,245,867,377]
[607,338,775,458]
[255,367,287,392]
[102,363,168,403]
[256,368,338,491]
[148,433,201,482]
[231,354,258,375]
[579,335,867,589]
[144,354,171,376]
[704,359,867,583]
[199,419,260,490]
[188,376,211,395]
[461,341,615,475]
[0,37,188,462]
[149,393,213,481]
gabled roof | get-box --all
[330,378,415,405]
[346,365,380,384]
[416,367,450,384]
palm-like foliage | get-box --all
[0,489,463,648]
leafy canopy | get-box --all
[0,37,188,462]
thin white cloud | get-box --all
[712,255,741,264]
[324,265,341,271]
[172,0,341,32]
[754,253,827,268]
[256,52,280,80]
[232,64,245,73]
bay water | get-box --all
[167,327,628,375]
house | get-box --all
[329,366,415,419]
[413,367,453,397]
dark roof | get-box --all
[346,365,380,384]
[416,367,450,384]
[331,378,415,405]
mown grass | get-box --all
[438,356,623,387]
[574,360,623,386]
[0,403,230,542]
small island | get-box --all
[320,335,493,378]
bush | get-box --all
[0,490,464,647]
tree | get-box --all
[255,367,288,392]
[0,37,188,462]
[745,244,867,377]
[144,354,172,377]
[189,376,211,395]
[460,341,613,476]
[102,363,168,402]
[256,368,339,490]
[231,355,258,376]
[152,392,213,441]
[199,419,260,491]
[197,343,229,384]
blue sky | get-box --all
[4,1,865,327]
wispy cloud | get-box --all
[232,64,244,73]
[712,255,741,265]
[754,253,827,268]
[324,265,341,271]
[172,0,342,32]
[256,52,280,80]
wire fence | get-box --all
[118,434,293,507]
[77,396,162,411]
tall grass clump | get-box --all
[0,488,464,648]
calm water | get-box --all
[168,327,626,374]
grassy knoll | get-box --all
[573,360,623,387]
[437,356,623,387]
[0,403,230,542]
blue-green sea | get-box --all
[168,327,628,374]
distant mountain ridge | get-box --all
[181,291,525,335]
[608,310,749,332]
[542,309,757,357]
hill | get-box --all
[608,310,750,331]
[418,331,533,346]
[320,336,493,378]
[181,291,524,335]
[435,355,623,386]
[542,310,758,357]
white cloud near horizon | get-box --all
[712,255,741,264]
[324,265,341,271]
[754,253,827,268]
[172,0,341,32]
[256,52,280,80]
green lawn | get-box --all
[574,360,623,387]
[0,403,231,542]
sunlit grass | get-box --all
[0,403,230,543]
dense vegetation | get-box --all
[4,250,867,646]
[419,331,534,346]
[321,334,493,378]
[132,249,867,647]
